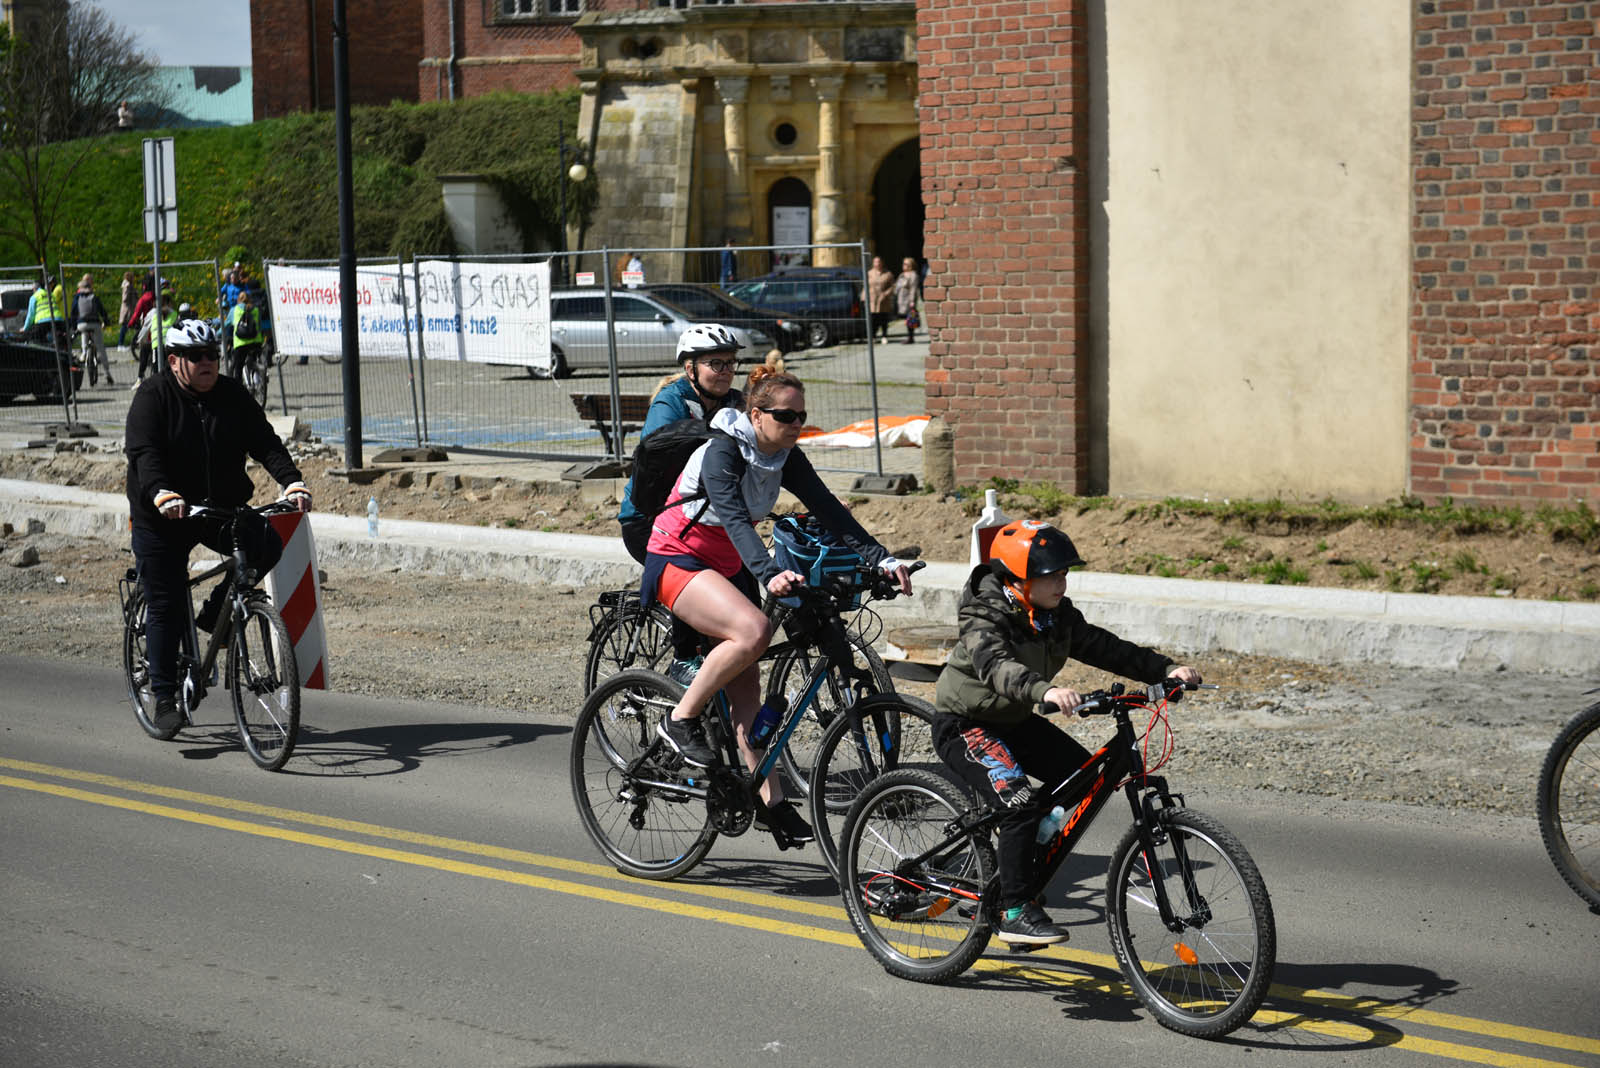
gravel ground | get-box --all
[2,524,1588,821]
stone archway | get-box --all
[870,138,923,268]
[766,176,813,270]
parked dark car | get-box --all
[0,286,32,332]
[638,282,805,354]
[0,332,81,404]
[724,267,867,348]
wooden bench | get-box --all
[570,391,652,456]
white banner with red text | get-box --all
[266,260,551,366]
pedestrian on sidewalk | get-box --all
[894,256,920,344]
[116,271,137,349]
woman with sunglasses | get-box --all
[124,320,311,732]
[642,363,914,842]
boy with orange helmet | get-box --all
[933,519,1202,945]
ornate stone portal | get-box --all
[573,4,918,280]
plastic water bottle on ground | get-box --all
[1035,804,1068,844]
[366,496,379,538]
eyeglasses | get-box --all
[757,406,807,425]
[700,357,738,373]
[175,349,219,363]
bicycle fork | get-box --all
[1127,782,1211,935]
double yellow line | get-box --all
[3,756,1596,1067]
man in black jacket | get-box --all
[125,320,311,732]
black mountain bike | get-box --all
[571,561,935,880]
[118,502,302,771]
[837,680,1276,1039]
[1537,687,1600,910]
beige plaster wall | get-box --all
[1098,1,1411,503]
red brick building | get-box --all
[251,0,424,119]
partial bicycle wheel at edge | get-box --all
[838,767,994,983]
[121,584,180,741]
[1105,808,1275,1038]
[583,602,673,695]
[570,668,717,879]
[808,693,942,879]
[228,595,300,771]
[1537,702,1600,909]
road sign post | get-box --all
[143,138,177,366]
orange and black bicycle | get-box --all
[837,679,1276,1039]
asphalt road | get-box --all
[3,656,1597,1068]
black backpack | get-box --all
[630,417,718,518]
[234,308,259,341]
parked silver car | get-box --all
[531,289,773,378]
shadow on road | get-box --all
[177,719,568,777]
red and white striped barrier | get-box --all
[265,510,328,689]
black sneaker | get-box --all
[657,714,715,767]
[151,696,183,733]
[756,799,815,845]
[997,902,1069,946]
[665,656,701,687]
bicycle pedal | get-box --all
[1001,941,1050,954]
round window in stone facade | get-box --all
[772,121,798,149]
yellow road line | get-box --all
[5,757,1597,1063]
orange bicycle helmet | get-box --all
[989,520,1084,582]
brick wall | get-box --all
[915,0,1090,489]
[252,0,422,119]
[1410,0,1598,505]
[419,0,587,102]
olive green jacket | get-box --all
[934,566,1176,727]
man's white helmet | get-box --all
[675,323,743,364]
[166,319,219,353]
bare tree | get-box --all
[0,4,166,262]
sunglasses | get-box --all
[757,406,807,425]
[175,349,219,363]
[699,357,738,373]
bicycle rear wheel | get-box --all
[243,359,268,406]
[228,594,301,771]
[570,668,717,879]
[838,768,994,983]
[584,601,674,695]
[121,582,180,741]
[771,636,894,799]
[808,694,940,879]
[1105,808,1275,1038]
[1538,702,1600,909]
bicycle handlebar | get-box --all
[770,559,927,612]
[1039,678,1216,718]
[185,500,300,521]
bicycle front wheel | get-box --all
[228,594,301,771]
[808,694,941,879]
[771,636,894,799]
[570,668,717,879]
[244,360,268,406]
[1105,808,1275,1038]
[584,601,674,695]
[1538,702,1600,909]
[121,583,180,741]
[838,767,994,983]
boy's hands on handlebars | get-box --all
[1167,665,1203,688]
[280,481,313,513]
[1042,686,1083,716]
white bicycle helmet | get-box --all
[675,323,742,364]
[166,319,220,354]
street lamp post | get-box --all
[557,127,589,284]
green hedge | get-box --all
[0,90,588,273]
